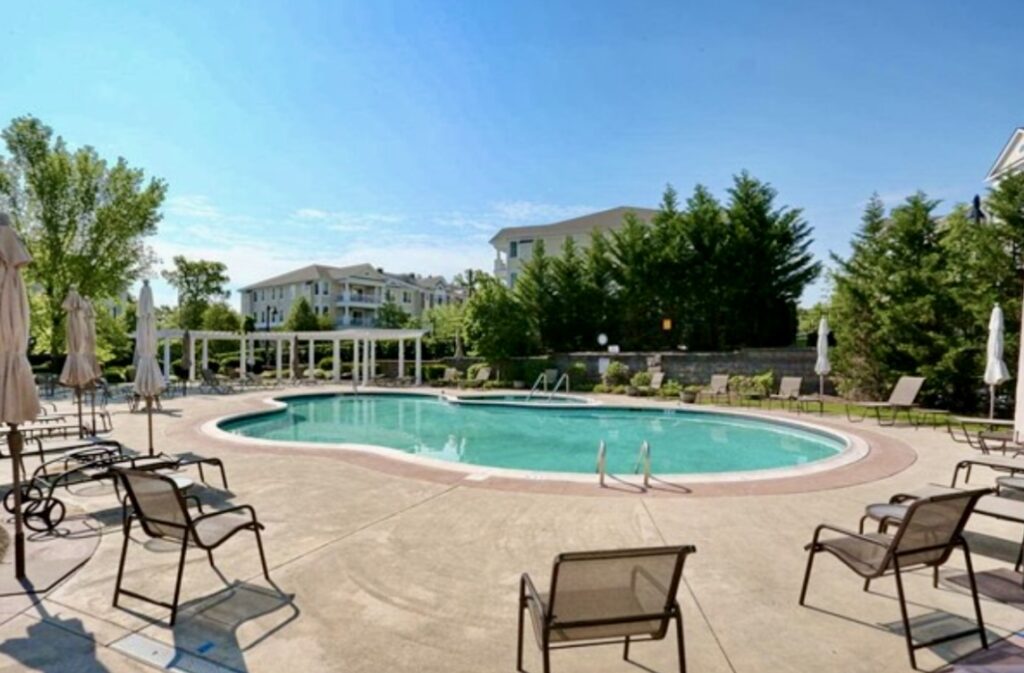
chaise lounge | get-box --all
[845,375,925,426]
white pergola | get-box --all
[150,328,427,385]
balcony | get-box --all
[336,292,381,307]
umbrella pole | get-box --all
[990,385,996,420]
[76,388,84,439]
[146,396,154,456]
[819,375,824,398]
[90,386,96,435]
[8,423,26,580]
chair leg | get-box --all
[798,546,816,605]
[863,578,871,592]
[169,536,189,627]
[113,517,133,607]
[892,559,917,670]
[253,525,273,582]
[542,635,551,673]
[675,604,687,673]
[962,541,988,649]
[623,635,630,661]
[1015,527,1024,574]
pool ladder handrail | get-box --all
[633,441,651,488]
[528,371,571,400]
[527,372,549,399]
[596,440,651,489]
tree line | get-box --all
[465,173,821,357]
[830,173,1024,411]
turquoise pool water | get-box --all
[218,394,845,474]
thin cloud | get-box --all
[166,194,222,219]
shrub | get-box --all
[568,361,589,382]
[104,370,125,384]
[220,356,241,370]
[260,371,278,379]
[603,361,630,386]
[630,371,652,388]
[592,383,610,394]
[659,380,682,398]
[461,379,484,389]
[611,384,627,395]
[318,356,334,371]
[424,364,448,381]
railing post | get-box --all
[596,440,607,487]
[641,441,651,488]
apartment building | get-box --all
[489,206,657,286]
[987,127,1024,183]
[241,263,460,329]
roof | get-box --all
[241,263,384,290]
[986,127,1024,182]
[489,206,658,245]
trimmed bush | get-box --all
[658,380,682,398]
[603,361,630,386]
[630,371,652,388]
[424,364,447,381]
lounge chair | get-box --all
[845,376,925,426]
[441,368,461,385]
[113,468,272,626]
[696,374,729,404]
[518,545,696,673]
[947,416,1014,451]
[768,376,801,409]
[473,366,491,383]
[200,368,235,394]
[799,488,990,669]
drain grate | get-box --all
[110,633,240,673]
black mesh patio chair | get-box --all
[112,468,272,626]
[518,545,696,673]
[799,488,991,669]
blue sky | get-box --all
[2,1,1021,307]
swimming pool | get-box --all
[216,393,849,476]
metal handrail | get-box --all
[596,440,607,487]
[549,373,570,398]
[527,372,548,399]
[632,441,651,488]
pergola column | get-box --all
[275,339,283,380]
[240,336,247,376]
[162,339,171,382]
[332,339,340,381]
[372,339,377,383]
[189,339,196,381]
[363,338,370,384]
[201,339,208,373]
[353,338,360,388]
[414,337,422,385]
[308,338,315,379]
[398,338,405,379]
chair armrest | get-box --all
[808,523,891,549]
[192,503,260,527]
[520,573,546,612]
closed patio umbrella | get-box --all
[815,316,831,397]
[134,280,165,455]
[1015,289,1024,444]
[0,213,41,579]
[984,305,1010,419]
[59,287,93,437]
[82,298,102,432]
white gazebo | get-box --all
[143,328,428,385]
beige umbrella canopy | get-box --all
[0,213,41,579]
[59,287,93,437]
[134,280,165,455]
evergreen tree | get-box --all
[724,172,820,347]
[677,184,729,350]
[283,297,320,331]
[514,240,558,350]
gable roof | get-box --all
[986,127,1024,182]
[489,206,658,245]
[241,262,384,290]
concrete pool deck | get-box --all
[2,385,1024,672]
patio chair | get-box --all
[112,468,272,626]
[696,374,729,405]
[649,371,665,391]
[518,545,696,673]
[441,368,461,385]
[799,488,991,669]
[845,376,925,426]
[474,366,492,383]
[768,376,802,409]
[200,368,235,394]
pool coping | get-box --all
[201,389,880,491]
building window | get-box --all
[510,272,518,286]
[402,291,410,303]
[509,241,518,258]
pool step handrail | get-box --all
[549,372,570,398]
[596,440,607,487]
[632,441,651,488]
[527,372,549,400]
